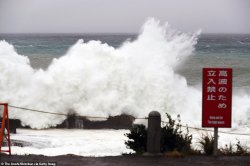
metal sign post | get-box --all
[202,68,232,156]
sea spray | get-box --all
[1,18,249,129]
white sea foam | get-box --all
[7,129,133,156]
[0,18,249,131]
[5,129,250,156]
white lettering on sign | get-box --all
[209,116,223,120]
[218,95,227,101]
[208,70,216,76]
[218,87,227,92]
[218,103,227,109]
[218,79,227,85]
[202,68,232,127]
[207,86,216,93]
[208,120,225,124]
[207,78,216,85]
[219,70,228,77]
[207,94,216,101]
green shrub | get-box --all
[198,134,214,155]
[220,143,234,155]
[235,140,248,155]
[161,113,192,153]
[220,140,248,155]
[125,124,147,154]
[125,113,193,154]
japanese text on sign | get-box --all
[202,68,232,127]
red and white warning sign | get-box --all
[202,68,232,128]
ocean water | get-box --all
[0,34,136,69]
[0,19,250,155]
[1,33,250,88]
[9,129,133,156]
[0,19,249,129]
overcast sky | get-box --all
[0,0,249,34]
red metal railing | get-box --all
[0,103,11,155]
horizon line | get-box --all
[0,32,250,36]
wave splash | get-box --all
[0,18,249,129]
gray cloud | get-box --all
[0,0,249,33]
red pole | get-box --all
[0,103,11,155]
[6,104,11,155]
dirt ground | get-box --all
[1,155,250,166]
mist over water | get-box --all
[0,18,249,129]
